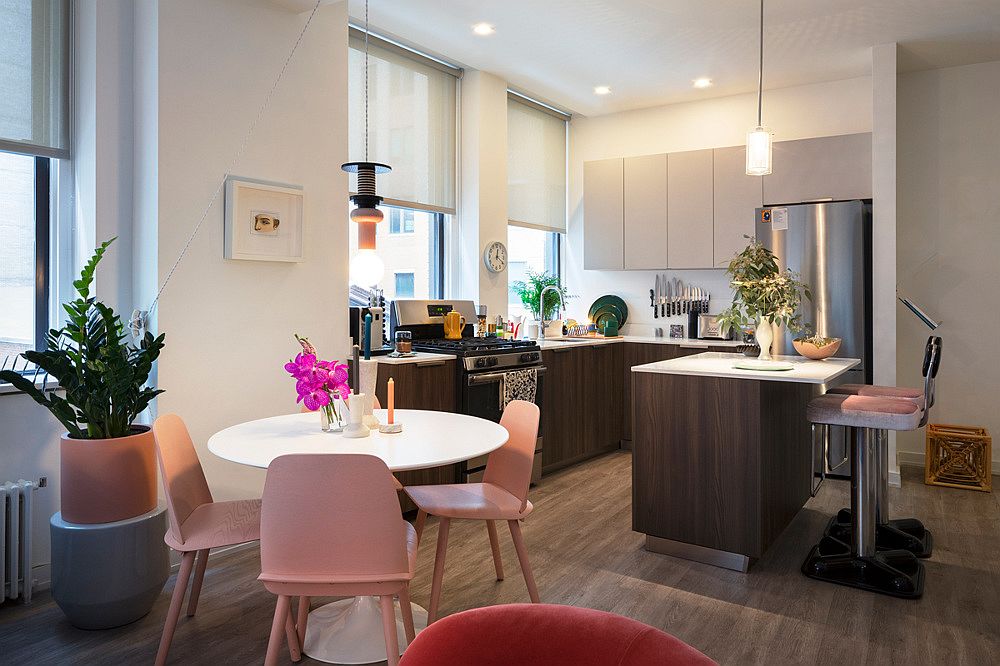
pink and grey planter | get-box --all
[50,427,169,630]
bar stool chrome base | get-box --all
[824,509,933,558]
[802,535,925,599]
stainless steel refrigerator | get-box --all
[756,200,873,477]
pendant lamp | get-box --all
[746,0,773,176]
[344,0,391,285]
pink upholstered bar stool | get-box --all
[819,336,942,558]
[259,454,418,666]
[152,414,262,666]
[405,400,541,624]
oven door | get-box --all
[462,366,545,484]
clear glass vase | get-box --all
[320,399,344,433]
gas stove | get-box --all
[391,299,541,372]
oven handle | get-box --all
[467,366,547,386]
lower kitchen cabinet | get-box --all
[541,344,623,474]
[375,359,458,512]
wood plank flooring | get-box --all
[2,451,999,665]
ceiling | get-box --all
[347,0,1000,116]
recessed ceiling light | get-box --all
[593,85,612,96]
[693,78,713,89]
[472,22,495,36]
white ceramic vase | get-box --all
[756,317,774,361]
[358,359,380,428]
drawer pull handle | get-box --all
[416,360,447,368]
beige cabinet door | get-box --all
[583,158,624,270]
[624,154,668,270]
[667,149,714,268]
[763,133,872,205]
[713,146,762,267]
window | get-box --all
[394,272,415,298]
[348,204,446,300]
[506,93,568,318]
[389,208,415,234]
[507,226,560,320]
[348,28,458,298]
[0,1,67,373]
[0,151,50,367]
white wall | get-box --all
[565,77,873,333]
[153,0,348,502]
[896,60,1000,470]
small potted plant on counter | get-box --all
[717,238,811,361]
[0,238,169,628]
[511,270,570,339]
[792,331,842,360]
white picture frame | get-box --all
[224,177,305,262]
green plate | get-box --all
[589,295,628,327]
[594,311,618,331]
[591,303,624,327]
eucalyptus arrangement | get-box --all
[717,238,811,360]
[0,239,165,438]
[510,270,570,321]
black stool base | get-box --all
[802,535,925,599]
[826,509,933,558]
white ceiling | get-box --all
[348,0,1000,116]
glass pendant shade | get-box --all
[350,249,385,286]
[746,126,773,176]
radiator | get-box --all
[1,480,36,603]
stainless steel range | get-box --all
[390,299,545,483]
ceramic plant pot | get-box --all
[60,427,157,524]
[755,318,774,361]
[793,337,842,360]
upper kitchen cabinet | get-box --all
[713,145,763,267]
[763,133,872,205]
[583,158,625,270]
[624,154,668,270]
[667,149,714,269]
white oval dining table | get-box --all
[208,408,509,665]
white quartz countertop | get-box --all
[631,352,860,384]
[536,336,744,349]
[372,351,456,364]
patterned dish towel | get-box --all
[502,367,537,409]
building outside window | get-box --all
[389,208,415,234]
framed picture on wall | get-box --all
[224,177,305,262]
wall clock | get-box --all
[483,240,508,273]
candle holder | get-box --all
[358,359,380,429]
[342,391,371,439]
[378,422,402,434]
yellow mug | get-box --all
[444,310,466,340]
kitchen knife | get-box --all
[684,286,690,314]
[661,274,667,317]
[664,280,670,318]
[653,275,660,319]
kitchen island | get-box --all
[631,352,859,571]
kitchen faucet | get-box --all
[539,285,564,339]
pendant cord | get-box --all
[364,0,369,162]
[757,0,764,127]
[144,0,321,322]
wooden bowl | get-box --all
[792,337,842,360]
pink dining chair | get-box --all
[152,414,262,666]
[405,400,541,623]
[259,453,418,666]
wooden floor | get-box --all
[2,451,999,665]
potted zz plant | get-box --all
[510,270,569,339]
[0,238,166,524]
[717,238,811,361]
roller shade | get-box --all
[348,30,458,213]
[507,95,567,233]
[0,0,70,159]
